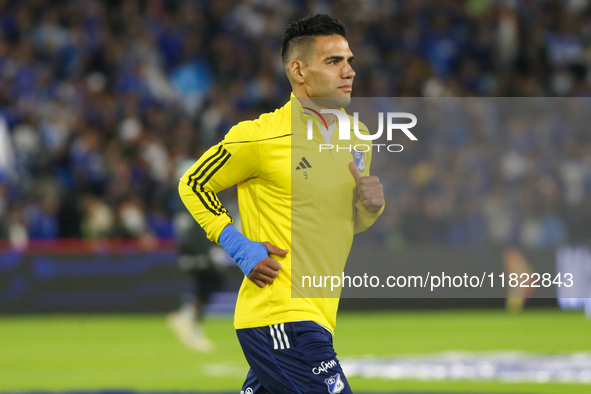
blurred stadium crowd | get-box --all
[1,0,591,248]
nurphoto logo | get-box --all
[303,108,417,152]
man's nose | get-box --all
[342,63,355,79]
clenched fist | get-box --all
[349,161,384,214]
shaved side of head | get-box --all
[283,35,316,67]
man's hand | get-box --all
[349,161,384,214]
[248,242,288,288]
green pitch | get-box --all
[0,309,589,393]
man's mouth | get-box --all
[339,85,352,92]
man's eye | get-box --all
[329,60,337,64]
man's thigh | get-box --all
[236,321,352,394]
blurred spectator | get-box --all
[0,116,15,180]
[80,193,113,238]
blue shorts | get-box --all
[236,321,352,394]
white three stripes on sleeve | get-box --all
[270,324,290,350]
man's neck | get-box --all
[295,95,337,125]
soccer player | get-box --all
[179,14,384,394]
[167,212,225,352]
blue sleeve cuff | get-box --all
[218,225,268,276]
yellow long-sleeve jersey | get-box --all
[179,94,383,334]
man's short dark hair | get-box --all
[281,14,346,66]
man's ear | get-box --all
[288,59,306,84]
